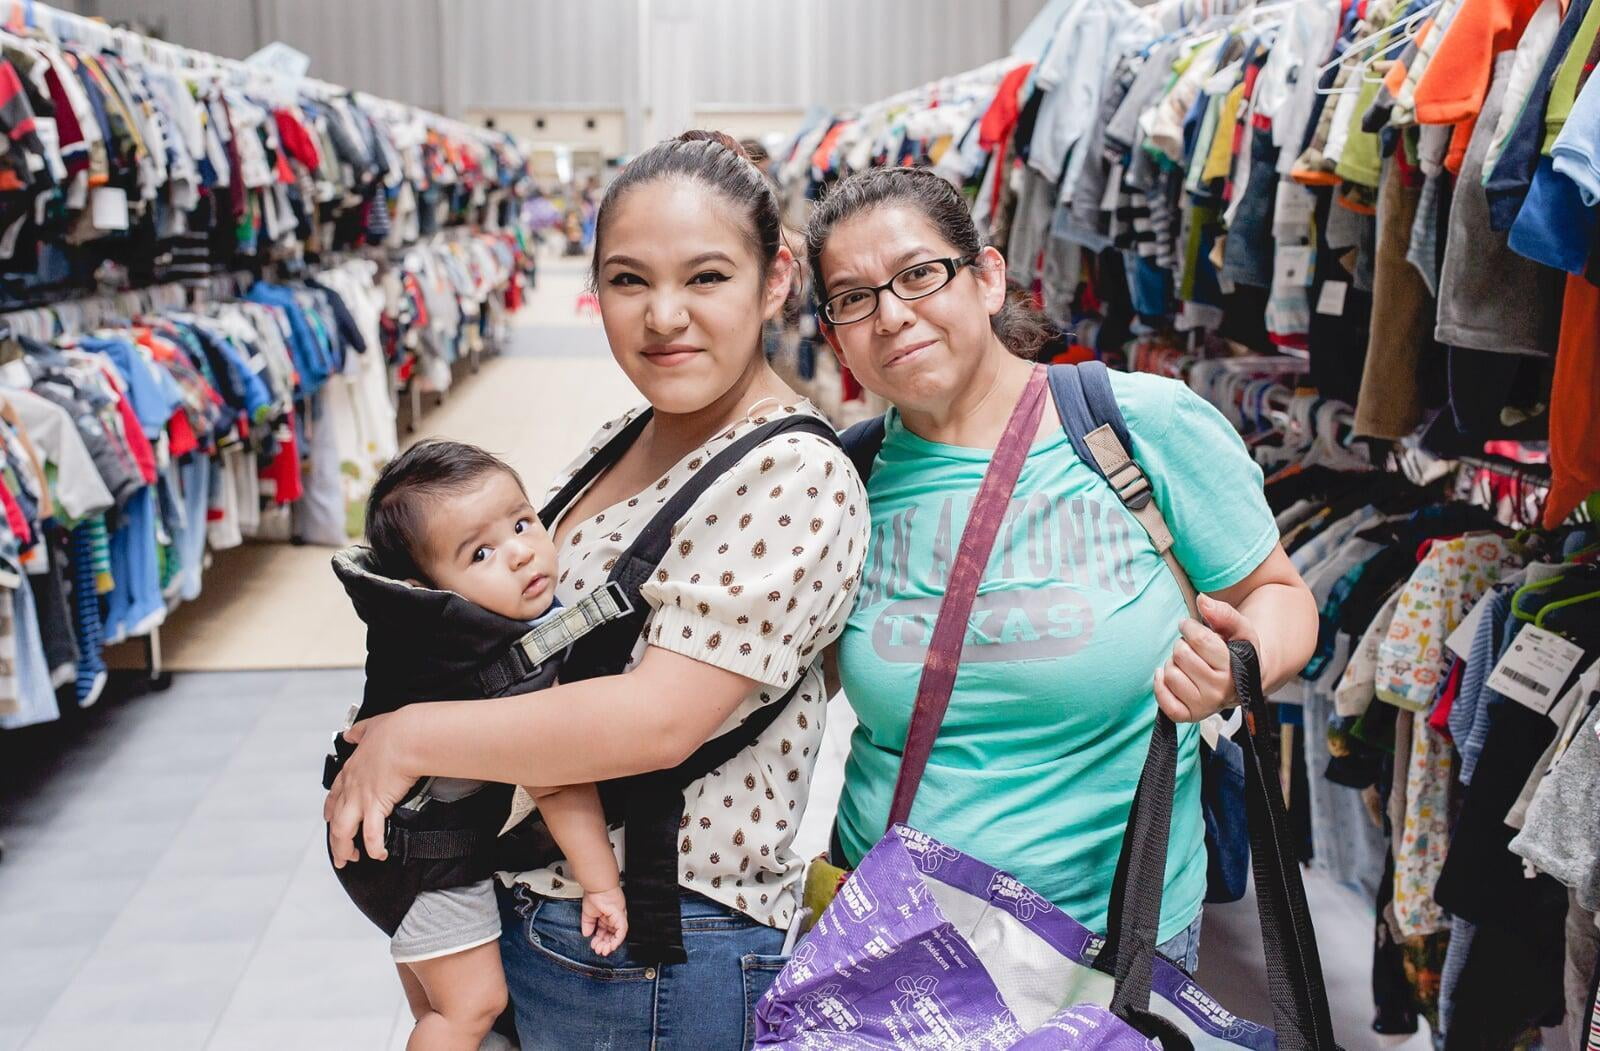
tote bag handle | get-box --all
[1103,640,1341,1050]
[885,365,1047,827]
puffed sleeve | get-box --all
[639,430,870,690]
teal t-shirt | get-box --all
[835,370,1279,942]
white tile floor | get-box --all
[0,255,1432,1049]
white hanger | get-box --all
[1315,0,1441,80]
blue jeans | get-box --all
[497,883,787,1050]
[1157,911,1204,973]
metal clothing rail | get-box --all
[0,0,523,153]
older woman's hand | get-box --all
[1154,594,1260,723]
[323,711,419,868]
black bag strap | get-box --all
[1103,642,1340,1050]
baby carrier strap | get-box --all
[541,410,846,965]
[539,409,654,531]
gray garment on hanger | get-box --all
[292,390,349,547]
[1566,894,1599,1038]
[1007,168,1058,286]
[1434,51,1562,356]
[1510,668,1600,911]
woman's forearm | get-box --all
[389,647,752,788]
[1236,580,1318,693]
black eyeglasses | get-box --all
[820,255,978,326]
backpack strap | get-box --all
[839,415,886,483]
[545,410,846,964]
[1048,362,1199,618]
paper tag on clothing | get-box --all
[1275,245,1314,288]
[1274,183,1314,230]
[1486,625,1586,716]
[90,186,129,231]
[1445,594,1494,660]
[1100,163,1124,212]
[1314,280,1348,316]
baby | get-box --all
[332,439,626,1051]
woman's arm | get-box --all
[325,645,756,866]
[1154,544,1317,722]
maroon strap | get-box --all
[886,365,1048,828]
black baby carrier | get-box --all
[323,408,844,964]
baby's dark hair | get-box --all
[365,439,527,583]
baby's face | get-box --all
[418,469,558,621]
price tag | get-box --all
[1444,594,1493,660]
[1274,184,1314,230]
[1315,280,1348,317]
[1275,244,1313,287]
[1100,163,1125,212]
[1485,625,1586,716]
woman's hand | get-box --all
[323,711,419,868]
[1153,594,1260,723]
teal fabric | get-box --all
[835,371,1279,942]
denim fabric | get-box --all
[1221,129,1281,289]
[1156,910,1204,973]
[497,883,786,1051]
[1202,733,1250,904]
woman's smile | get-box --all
[640,343,703,367]
[883,339,936,369]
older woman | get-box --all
[808,167,1318,969]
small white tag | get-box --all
[1276,244,1314,287]
[1445,594,1493,660]
[1485,625,1585,716]
[342,702,361,731]
[1315,280,1348,316]
[1100,162,1125,212]
[1274,183,1314,229]
[90,186,129,231]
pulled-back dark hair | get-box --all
[805,166,1053,359]
[588,130,785,291]
[365,439,526,584]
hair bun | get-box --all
[675,129,749,160]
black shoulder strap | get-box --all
[539,408,654,529]
[560,412,843,682]
[839,415,886,483]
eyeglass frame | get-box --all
[818,254,980,326]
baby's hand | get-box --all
[581,886,629,956]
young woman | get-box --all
[324,132,869,1050]
[808,167,1318,969]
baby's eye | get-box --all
[471,546,491,564]
[514,518,531,534]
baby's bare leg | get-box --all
[396,962,431,1022]
[403,942,507,1051]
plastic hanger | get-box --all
[1315,1,1441,82]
